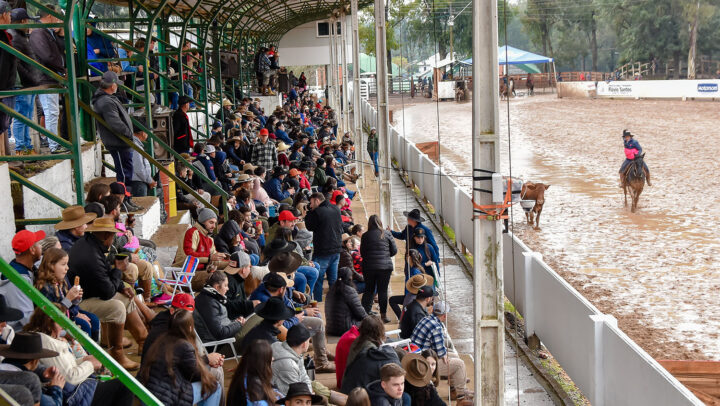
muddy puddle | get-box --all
[394,95,720,360]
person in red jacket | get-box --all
[179,208,227,270]
[335,324,360,389]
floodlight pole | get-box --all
[351,0,365,188]
[375,0,392,229]
[471,0,504,404]
[329,17,338,111]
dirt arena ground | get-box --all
[393,94,720,361]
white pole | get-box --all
[472,0,504,404]
[341,13,350,134]
[375,0,392,228]
[351,0,365,188]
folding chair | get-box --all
[158,256,200,297]
[193,314,241,364]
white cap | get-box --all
[205,145,216,154]
[433,301,450,315]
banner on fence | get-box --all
[596,79,720,99]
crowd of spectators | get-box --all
[0,17,474,402]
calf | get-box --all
[521,182,550,230]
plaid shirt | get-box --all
[411,314,447,358]
[251,140,278,170]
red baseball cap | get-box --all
[259,128,269,136]
[278,210,298,222]
[171,293,195,311]
[288,168,299,177]
[331,190,346,205]
[12,230,46,254]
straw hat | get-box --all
[402,353,434,387]
[54,205,97,230]
[242,163,258,172]
[236,173,254,184]
[222,99,233,107]
[276,141,290,152]
[244,111,256,119]
[405,273,434,294]
[86,217,121,233]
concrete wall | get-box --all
[0,164,16,261]
[23,160,75,235]
[81,142,103,184]
[279,18,353,67]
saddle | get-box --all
[622,153,647,181]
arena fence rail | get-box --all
[359,98,704,406]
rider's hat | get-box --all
[622,129,633,138]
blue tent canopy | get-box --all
[461,45,554,65]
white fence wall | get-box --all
[360,99,702,406]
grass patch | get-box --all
[426,203,436,215]
[464,252,473,266]
[412,185,421,197]
[540,358,589,405]
[442,224,456,244]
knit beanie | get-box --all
[197,208,217,224]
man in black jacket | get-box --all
[29,5,65,153]
[0,2,16,155]
[91,71,142,211]
[399,286,432,339]
[172,95,193,153]
[305,192,343,301]
[67,217,145,370]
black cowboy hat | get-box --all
[622,129,633,138]
[0,332,59,360]
[263,239,298,259]
[254,296,295,322]
[178,95,193,106]
[0,296,23,322]
[268,251,303,274]
[403,208,426,223]
[275,382,324,404]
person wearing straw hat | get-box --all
[410,301,473,403]
[0,229,45,329]
[0,332,65,405]
[67,217,146,370]
[401,353,446,406]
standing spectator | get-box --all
[305,192,344,302]
[391,209,439,276]
[0,230,45,329]
[29,5,65,154]
[366,363,406,406]
[130,122,156,197]
[54,205,97,252]
[367,127,379,177]
[411,302,473,403]
[8,7,39,155]
[360,215,397,322]
[251,128,278,171]
[172,96,194,153]
[226,340,277,405]
[91,71,143,211]
[0,2,15,156]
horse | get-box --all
[500,79,514,100]
[521,182,550,230]
[622,153,646,213]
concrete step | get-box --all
[150,222,190,267]
[167,209,192,225]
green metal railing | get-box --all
[0,257,162,405]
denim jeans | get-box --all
[192,382,222,406]
[312,253,340,301]
[370,151,379,174]
[183,83,196,108]
[249,253,259,266]
[293,272,307,295]
[296,265,319,299]
[109,148,134,187]
[38,93,59,151]
[12,94,35,151]
[130,180,149,197]
[74,310,100,341]
[170,92,178,110]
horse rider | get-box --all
[619,129,651,186]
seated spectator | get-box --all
[177,208,227,283]
[86,183,111,205]
[194,271,244,345]
[341,315,400,394]
[224,252,259,320]
[399,285,433,340]
[140,309,222,406]
[252,166,278,208]
[402,353,446,406]
[35,248,100,340]
[312,158,328,187]
[0,332,64,405]
[366,363,407,406]
[213,219,244,256]
[340,234,364,292]
[54,205,97,252]
[24,308,134,406]
[1,230,45,329]
[346,387,371,406]
[67,217,146,370]
[130,123,157,197]
[265,166,294,204]
[0,297,21,346]
[271,324,312,395]
[238,296,294,354]
[411,302,473,403]
[324,267,367,336]
[249,271,335,373]
[40,236,62,254]
[226,340,277,405]
[276,383,323,406]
